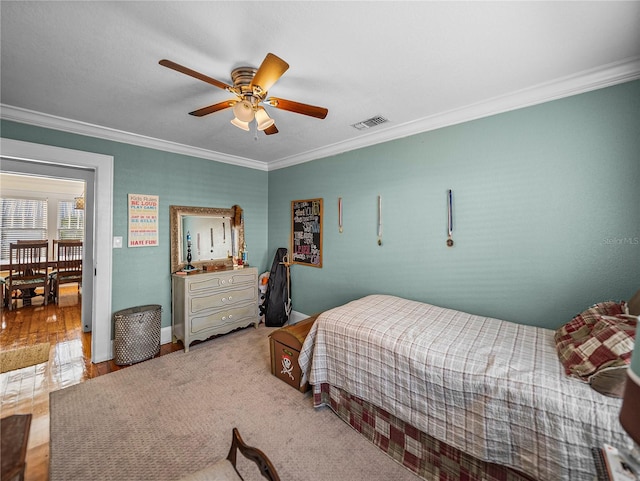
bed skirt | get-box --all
[316,383,536,481]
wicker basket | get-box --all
[113,304,162,365]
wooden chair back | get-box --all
[178,428,281,481]
[227,428,280,481]
[50,240,83,304]
[55,240,83,275]
[8,241,49,280]
[5,241,49,310]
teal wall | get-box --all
[268,80,640,329]
[0,121,270,330]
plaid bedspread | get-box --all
[298,295,628,481]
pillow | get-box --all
[574,315,636,376]
[555,301,634,381]
[554,301,627,348]
[589,365,628,398]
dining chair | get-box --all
[4,241,49,310]
[50,240,83,304]
[179,428,281,481]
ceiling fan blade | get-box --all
[250,53,289,94]
[265,97,328,119]
[159,59,233,91]
[264,124,279,135]
[189,100,235,117]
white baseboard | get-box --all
[161,326,173,345]
[288,310,310,324]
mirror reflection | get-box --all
[170,205,244,273]
[182,216,232,262]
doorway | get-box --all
[1,165,93,331]
[1,138,113,363]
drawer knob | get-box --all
[222,316,226,321]
[228,314,233,319]
[228,296,233,300]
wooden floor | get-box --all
[0,286,183,481]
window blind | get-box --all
[57,200,84,240]
[0,198,48,262]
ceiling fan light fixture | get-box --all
[230,117,250,131]
[232,99,255,122]
[255,107,274,131]
[160,53,328,136]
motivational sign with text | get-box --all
[291,198,323,267]
[128,194,159,247]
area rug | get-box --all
[49,325,421,481]
[0,343,50,373]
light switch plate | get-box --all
[113,236,123,248]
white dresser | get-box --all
[171,267,259,352]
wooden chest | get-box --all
[269,315,318,392]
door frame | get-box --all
[1,159,95,334]
[1,138,114,363]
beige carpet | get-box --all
[1,343,50,373]
[50,324,422,481]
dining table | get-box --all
[0,260,58,271]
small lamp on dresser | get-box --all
[619,317,640,472]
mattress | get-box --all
[298,295,628,481]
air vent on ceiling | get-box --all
[351,115,388,130]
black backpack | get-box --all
[262,248,291,327]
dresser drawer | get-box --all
[190,285,257,314]
[172,267,258,352]
[191,303,257,334]
[187,270,257,294]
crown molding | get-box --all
[2,57,639,172]
[269,57,640,171]
[0,105,268,172]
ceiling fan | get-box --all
[159,53,328,135]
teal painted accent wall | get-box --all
[1,121,269,330]
[268,80,640,329]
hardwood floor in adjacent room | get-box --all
[0,286,182,481]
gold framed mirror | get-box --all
[169,205,244,273]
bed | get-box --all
[299,294,635,481]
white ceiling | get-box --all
[2,1,639,171]
[0,172,84,196]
